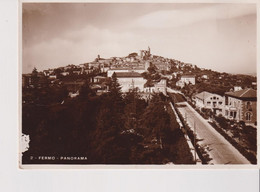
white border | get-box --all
[0,0,259,192]
[18,0,260,170]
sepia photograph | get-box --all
[20,2,257,166]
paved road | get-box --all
[176,102,250,164]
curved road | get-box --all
[176,102,250,164]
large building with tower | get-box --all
[139,46,151,60]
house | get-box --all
[115,72,146,92]
[61,72,69,76]
[143,79,167,95]
[223,88,257,125]
[234,86,242,92]
[201,75,208,79]
[72,70,81,75]
[194,91,224,115]
[84,69,94,74]
[176,74,195,88]
[153,61,170,71]
[161,74,173,80]
[43,70,50,76]
[49,74,57,79]
[154,79,167,95]
[92,75,106,83]
[107,68,145,77]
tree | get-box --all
[108,73,123,102]
[128,52,138,57]
[147,66,157,74]
[54,68,62,79]
[31,67,39,88]
[90,73,127,163]
[78,80,94,100]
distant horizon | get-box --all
[22,53,256,78]
[22,3,256,75]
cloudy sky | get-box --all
[22,3,256,74]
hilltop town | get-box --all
[22,47,257,165]
[23,46,256,96]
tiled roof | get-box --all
[109,67,145,70]
[225,88,256,98]
[195,91,217,100]
[115,72,142,78]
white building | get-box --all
[61,72,69,76]
[194,91,224,115]
[223,88,257,125]
[201,75,208,79]
[154,79,167,95]
[107,68,145,77]
[176,75,195,88]
[115,72,146,92]
[143,79,167,95]
[234,86,242,92]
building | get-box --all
[154,79,167,95]
[139,46,151,60]
[224,88,257,125]
[92,75,106,83]
[115,72,146,92]
[107,68,145,77]
[201,75,208,79]
[145,61,151,71]
[234,86,242,92]
[194,91,224,115]
[153,61,170,71]
[176,75,196,88]
[61,72,69,76]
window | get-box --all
[225,96,228,105]
[233,111,237,119]
[219,102,222,105]
[245,112,252,121]
[230,111,237,119]
[207,101,211,105]
[213,96,216,100]
[246,101,252,111]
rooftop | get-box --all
[225,88,257,99]
[115,72,143,78]
[195,91,221,100]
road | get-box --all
[176,102,250,164]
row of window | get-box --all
[210,96,219,100]
[225,110,253,121]
[227,100,252,110]
[207,101,222,105]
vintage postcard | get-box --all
[20,1,258,168]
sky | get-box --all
[22,3,257,75]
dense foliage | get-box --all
[22,75,193,164]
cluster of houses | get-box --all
[22,47,257,126]
[102,47,171,96]
[193,88,257,126]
